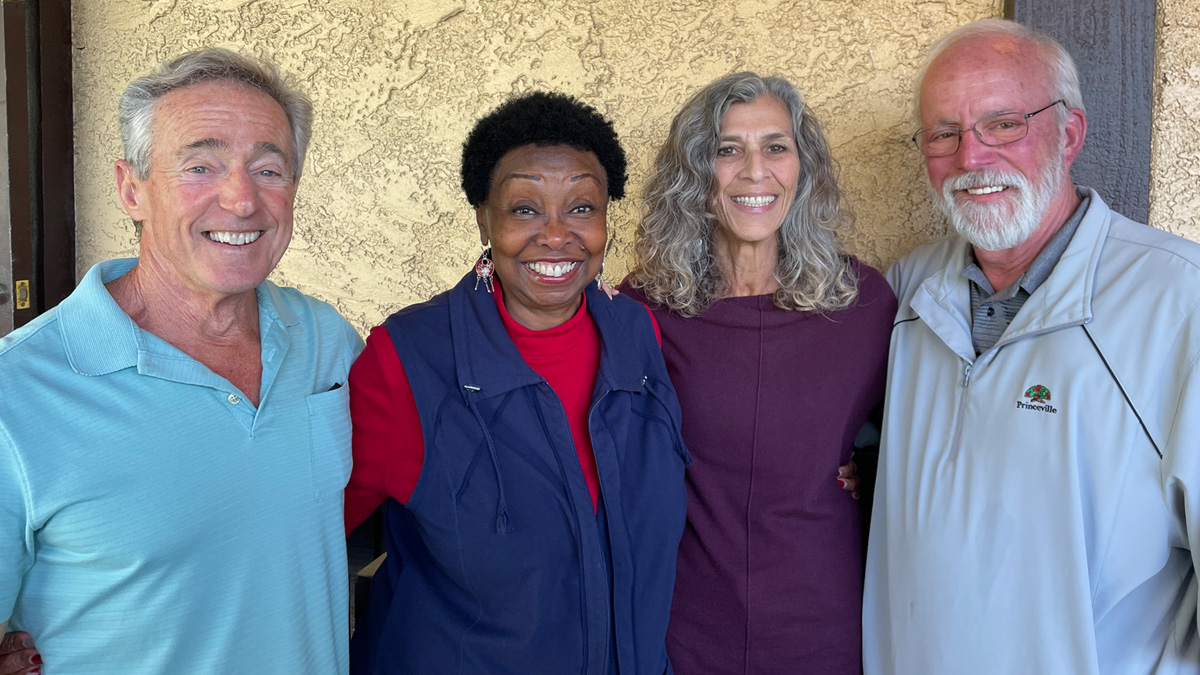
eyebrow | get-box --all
[179,138,227,155]
[719,132,792,142]
[932,109,1022,127]
[502,173,541,184]
[177,139,289,160]
[252,141,288,160]
[499,172,603,185]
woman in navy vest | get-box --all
[345,92,691,675]
[619,73,897,674]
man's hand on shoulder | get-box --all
[0,625,41,675]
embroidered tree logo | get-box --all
[1024,384,1052,402]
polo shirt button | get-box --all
[986,307,995,317]
[227,393,241,405]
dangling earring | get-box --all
[474,247,495,293]
[595,260,605,290]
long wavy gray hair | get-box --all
[629,72,858,317]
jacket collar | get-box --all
[448,273,647,398]
[910,187,1110,359]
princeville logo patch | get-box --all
[1016,384,1058,414]
[1024,384,1051,402]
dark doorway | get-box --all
[1,0,74,336]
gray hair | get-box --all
[630,71,858,317]
[118,47,313,182]
[913,19,1085,125]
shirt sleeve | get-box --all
[344,326,425,534]
[0,432,33,621]
[342,318,366,360]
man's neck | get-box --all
[974,187,1082,291]
[107,264,258,341]
[106,262,264,404]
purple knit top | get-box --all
[621,259,895,675]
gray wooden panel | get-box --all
[1012,1,1156,224]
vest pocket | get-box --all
[306,386,353,502]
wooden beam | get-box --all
[1010,1,1156,224]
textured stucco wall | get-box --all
[74,0,1011,333]
[1151,0,1200,242]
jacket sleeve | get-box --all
[1162,342,1200,636]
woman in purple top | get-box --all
[619,73,896,674]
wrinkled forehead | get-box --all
[153,80,291,147]
[920,36,1053,120]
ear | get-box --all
[1060,106,1087,168]
[475,207,490,247]
[115,160,149,221]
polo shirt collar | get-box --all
[59,257,296,377]
[59,258,142,376]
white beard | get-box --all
[931,153,1065,252]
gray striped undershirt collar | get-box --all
[963,191,1091,356]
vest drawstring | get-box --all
[465,392,512,534]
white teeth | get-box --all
[731,195,776,207]
[524,261,580,278]
[205,231,263,245]
[966,185,1007,195]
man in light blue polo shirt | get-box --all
[0,48,362,674]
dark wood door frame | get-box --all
[1007,0,1156,224]
[4,0,74,332]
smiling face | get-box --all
[919,36,1084,251]
[475,144,608,331]
[115,80,297,302]
[711,96,801,247]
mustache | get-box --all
[944,169,1030,194]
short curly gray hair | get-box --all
[118,47,313,182]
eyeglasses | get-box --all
[911,100,1066,157]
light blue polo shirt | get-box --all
[0,258,363,674]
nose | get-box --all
[954,127,996,171]
[218,169,262,218]
[739,150,767,181]
[536,210,571,248]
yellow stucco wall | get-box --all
[1150,1,1200,239]
[73,0,1196,335]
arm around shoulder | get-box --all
[0,625,41,675]
[344,326,425,533]
[0,438,39,675]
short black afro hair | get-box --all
[461,91,628,207]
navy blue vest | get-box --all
[353,273,690,675]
